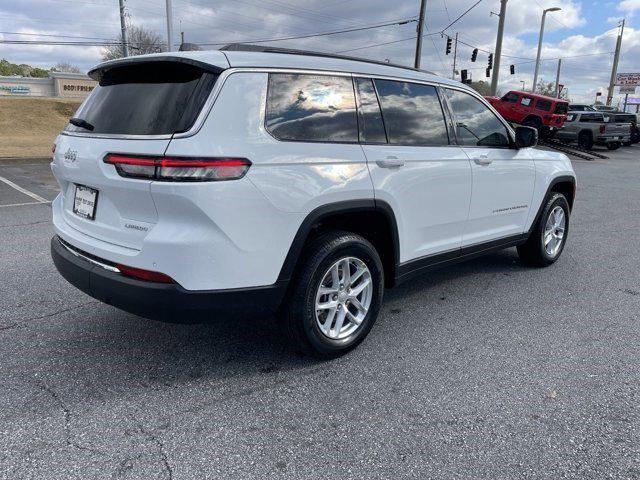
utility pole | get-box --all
[606,19,625,106]
[165,0,174,52]
[414,0,427,69]
[452,33,458,79]
[118,0,129,57]
[554,58,562,97]
[490,0,508,96]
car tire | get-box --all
[578,131,593,150]
[281,231,384,358]
[523,117,543,135]
[517,193,570,268]
[607,142,621,150]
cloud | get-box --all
[619,0,640,14]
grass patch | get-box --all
[0,97,82,158]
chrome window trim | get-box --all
[59,66,512,142]
[58,237,121,273]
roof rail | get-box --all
[220,43,435,75]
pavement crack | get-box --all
[0,220,48,228]
[135,422,173,480]
[38,381,103,456]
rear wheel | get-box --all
[518,193,570,267]
[578,131,593,150]
[281,231,384,358]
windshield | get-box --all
[67,62,218,135]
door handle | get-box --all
[473,154,492,166]
[376,156,405,168]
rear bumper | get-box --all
[51,236,287,322]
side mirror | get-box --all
[514,126,538,149]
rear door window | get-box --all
[520,96,533,107]
[265,73,357,142]
[354,77,387,143]
[68,62,218,135]
[373,79,449,146]
[580,114,604,122]
[536,99,552,111]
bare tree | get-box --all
[52,61,81,73]
[535,79,567,99]
[469,80,492,96]
[101,25,163,61]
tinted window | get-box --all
[444,88,511,147]
[521,96,533,107]
[536,99,552,111]
[354,77,387,143]
[580,114,604,122]
[373,80,448,146]
[503,92,519,103]
[554,103,568,114]
[265,73,357,142]
[68,62,218,135]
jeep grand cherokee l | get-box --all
[51,46,576,357]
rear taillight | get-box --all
[599,124,606,134]
[116,264,175,283]
[104,154,251,182]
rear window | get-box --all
[67,62,218,135]
[554,102,568,114]
[265,73,357,143]
[580,113,604,122]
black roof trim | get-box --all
[220,43,435,75]
[88,56,226,82]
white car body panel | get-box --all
[362,145,472,262]
[460,146,536,246]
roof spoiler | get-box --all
[88,55,225,82]
[220,43,435,75]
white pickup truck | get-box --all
[556,111,631,150]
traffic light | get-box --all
[445,37,452,55]
[471,48,478,62]
[510,64,515,75]
[487,53,493,69]
[486,68,491,78]
[461,69,468,83]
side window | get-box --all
[373,79,449,146]
[536,99,552,111]
[580,114,604,122]
[520,96,533,107]
[265,73,357,142]
[354,77,387,143]
[444,88,511,147]
[503,92,519,103]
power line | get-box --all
[441,0,483,33]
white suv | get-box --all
[51,46,576,357]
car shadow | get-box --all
[55,248,527,394]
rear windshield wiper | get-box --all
[69,117,95,131]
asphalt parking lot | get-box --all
[1,146,639,480]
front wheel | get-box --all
[518,193,570,267]
[281,231,384,358]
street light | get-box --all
[532,6,561,93]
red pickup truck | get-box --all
[485,90,569,136]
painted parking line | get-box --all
[0,201,50,208]
[0,175,50,204]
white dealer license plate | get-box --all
[73,184,98,220]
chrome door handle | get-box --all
[473,154,492,166]
[376,156,405,168]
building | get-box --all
[0,72,96,99]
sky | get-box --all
[1,0,639,105]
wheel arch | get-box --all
[277,200,400,288]
[527,175,576,237]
